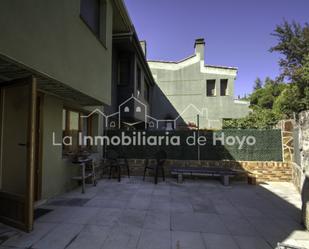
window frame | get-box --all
[206,79,216,97]
[220,79,228,96]
[79,0,107,48]
[62,107,94,155]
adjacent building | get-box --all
[148,38,250,129]
[106,33,155,130]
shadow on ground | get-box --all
[0,177,308,249]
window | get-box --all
[220,79,228,96]
[124,106,130,112]
[69,111,79,130]
[144,79,150,102]
[136,106,141,112]
[62,108,93,154]
[206,80,216,96]
[80,0,107,45]
[137,66,141,95]
[118,58,130,86]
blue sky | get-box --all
[124,0,309,97]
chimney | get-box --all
[140,40,147,58]
[194,38,205,60]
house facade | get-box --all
[105,32,155,130]
[0,0,132,231]
[148,38,250,129]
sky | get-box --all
[124,0,309,97]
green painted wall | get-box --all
[40,95,103,200]
[41,95,74,199]
[0,0,113,105]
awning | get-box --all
[0,55,102,106]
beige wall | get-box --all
[0,0,113,105]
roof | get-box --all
[148,55,237,70]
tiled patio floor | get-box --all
[1,177,309,249]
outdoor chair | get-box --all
[143,150,166,184]
[104,149,130,182]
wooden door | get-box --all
[0,77,37,232]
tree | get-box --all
[224,21,309,129]
[253,77,263,90]
[273,84,302,116]
[249,80,287,109]
[223,108,282,129]
[270,21,309,82]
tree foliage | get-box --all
[223,21,309,129]
[253,77,263,90]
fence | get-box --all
[105,129,283,161]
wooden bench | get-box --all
[170,167,241,186]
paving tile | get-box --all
[219,214,258,236]
[144,211,170,231]
[214,203,242,216]
[137,229,171,249]
[172,231,206,249]
[35,207,72,223]
[102,224,141,249]
[85,199,127,209]
[117,209,146,228]
[65,225,109,249]
[236,206,264,217]
[63,207,100,224]
[171,200,194,213]
[202,233,240,249]
[191,199,217,214]
[14,179,308,249]
[234,235,272,249]
[2,222,57,248]
[171,212,229,234]
[248,217,290,248]
[127,196,151,210]
[32,223,84,249]
[87,208,122,227]
[0,224,20,245]
[149,200,171,212]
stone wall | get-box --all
[294,111,309,230]
[298,111,309,174]
[292,162,304,192]
[125,159,292,183]
[276,119,295,162]
[290,111,309,186]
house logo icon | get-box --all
[81,95,220,130]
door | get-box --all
[34,93,43,202]
[0,77,37,232]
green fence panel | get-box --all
[105,129,283,161]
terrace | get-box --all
[0,177,308,249]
